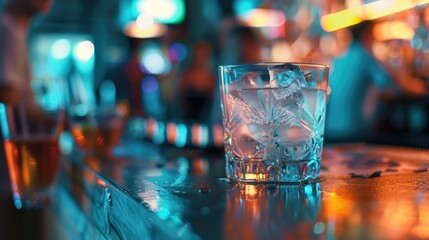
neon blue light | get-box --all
[142,49,166,74]
[0,103,9,138]
[156,207,171,220]
[13,193,22,209]
[175,123,187,148]
[141,75,159,93]
[233,0,261,16]
[100,80,116,107]
[153,121,165,144]
[168,42,187,62]
[51,39,71,59]
[200,124,209,147]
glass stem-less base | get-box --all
[13,187,54,209]
[226,157,320,183]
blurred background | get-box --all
[4,0,429,147]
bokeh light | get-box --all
[51,39,71,59]
[168,42,187,62]
[137,0,185,24]
[271,41,292,61]
[237,8,286,27]
[74,40,94,61]
[136,12,154,30]
[141,75,159,94]
[123,21,168,39]
[140,45,171,74]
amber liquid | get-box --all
[4,137,59,193]
[71,124,123,152]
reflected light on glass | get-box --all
[51,39,71,59]
[74,40,94,61]
[136,12,154,30]
[168,43,187,62]
[191,124,209,147]
[271,41,291,61]
[373,21,414,41]
[238,8,286,27]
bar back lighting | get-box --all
[321,0,429,32]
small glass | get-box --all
[219,63,329,183]
[69,105,127,155]
[1,104,64,208]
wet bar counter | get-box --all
[56,142,429,239]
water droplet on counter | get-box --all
[173,190,187,194]
[198,187,211,194]
[218,178,231,183]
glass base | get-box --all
[13,188,54,209]
[226,157,320,183]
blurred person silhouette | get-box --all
[209,26,263,125]
[98,37,146,116]
[325,21,426,142]
[0,0,53,230]
[0,0,52,104]
[179,41,216,121]
[220,26,263,64]
[0,0,53,176]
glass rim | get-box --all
[219,62,329,69]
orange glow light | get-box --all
[373,21,414,41]
[321,0,429,32]
[212,124,224,147]
[123,21,167,39]
[166,123,177,144]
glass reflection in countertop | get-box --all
[224,183,322,239]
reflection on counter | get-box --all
[224,183,321,239]
[126,117,224,149]
[60,139,429,239]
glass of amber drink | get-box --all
[1,104,64,209]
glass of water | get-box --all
[219,63,329,183]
